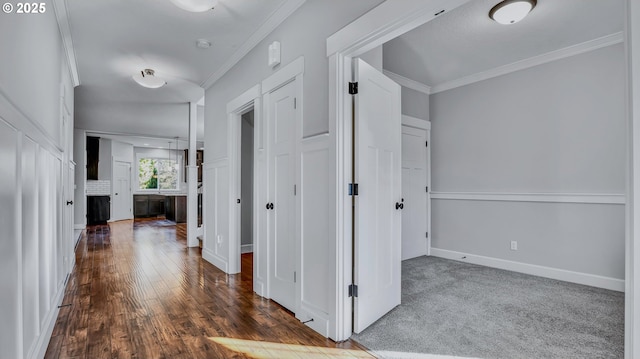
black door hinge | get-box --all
[348,284,358,297]
[426,141,428,147]
[426,232,429,238]
[426,186,429,192]
[349,82,358,95]
[348,183,359,196]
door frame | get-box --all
[401,115,431,256]
[327,0,483,341]
[227,84,262,280]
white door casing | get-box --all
[401,123,429,260]
[353,58,402,333]
[112,161,132,221]
[267,79,298,313]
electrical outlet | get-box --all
[510,241,518,251]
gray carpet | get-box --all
[351,256,624,359]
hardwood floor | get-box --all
[45,219,372,359]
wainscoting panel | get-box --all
[297,134,331,336]
[202,159,230,273]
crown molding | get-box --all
[52,0,80,87]
[431,32,624,94]
[201,0,306,89]
[383,69,431,94]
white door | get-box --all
[267,80,297,312]
[113,161,132,221]
[353,59,402,333]
[402,125,428,260]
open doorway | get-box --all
[240,109,255,275]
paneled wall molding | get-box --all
[431,191,626,205]
[0,90,62,155]
[383,70,431,94]
[431,32,624,94]
[431,248,625,292]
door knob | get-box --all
[266,202,274,210]
[395,202,403,210]
[67,200,74,205]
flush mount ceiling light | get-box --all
[169,0,217,12]
[132,69,166,89]
[489,0,536,25]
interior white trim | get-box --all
[241,244,253,254]
[431,32,624,94]
[226,84,261,114]
[202,247,228,272]
[201,0,306,89]
[431,248,625,292]
[431,191,626,205]
[73,224,85,230]
[326,0,470,57]
[401,115,430,130]
[384,70,431,94]
[626,0,640,356]
[261,56,304,93]
[52,0,80,87]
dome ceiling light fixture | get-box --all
[132,69,166,89]
[489,0,536,25]
[169,0,217,13]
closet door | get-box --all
[266,79,297,312]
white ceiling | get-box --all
[68,0,298,140]
[383,0,625,88]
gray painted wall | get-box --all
[241,111,254,247]
[359,45,383,72]
[430,43,626,279]
[401,86,429,120]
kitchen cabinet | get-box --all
[165,195,187,223]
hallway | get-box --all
[45,219,371,359]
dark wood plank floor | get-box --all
[45,218,373,359]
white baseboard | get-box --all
[73,224,85,230]
[297,305,330,338]
[32,282,66,359]
[241,244,253,254]
[202,248,229,273]
[430,248,625,292]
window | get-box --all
[138,158,179,190]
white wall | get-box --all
[112,140,133,162]
[429,43,626,288]
[0,0,77,356]
[203,0,384,339]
